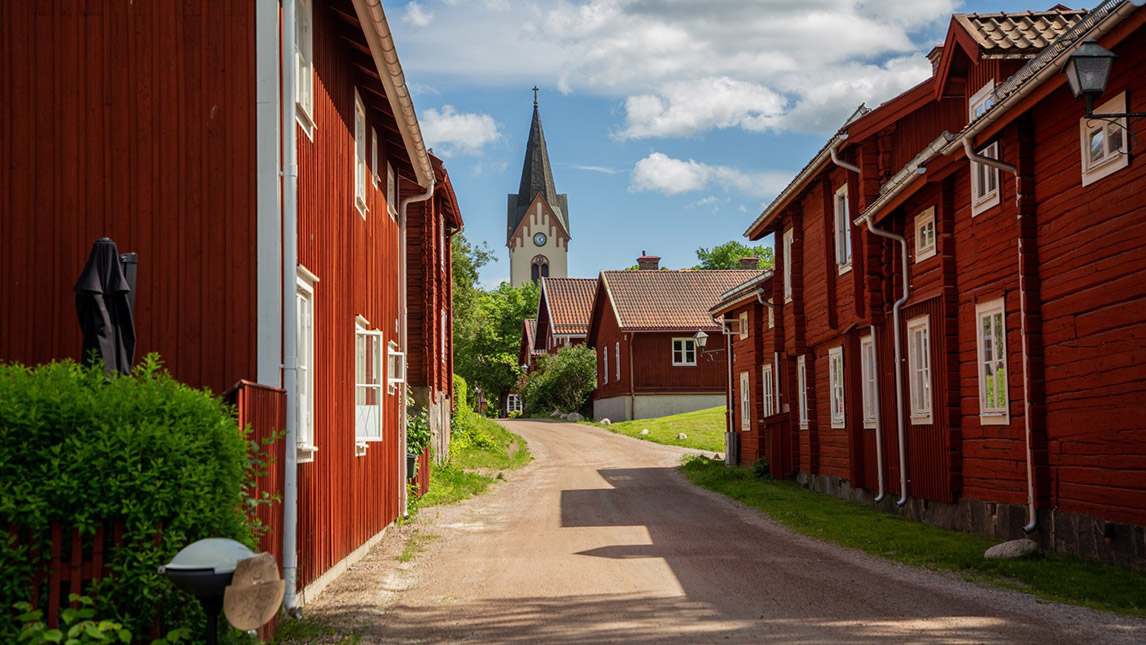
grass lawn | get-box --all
[587,406,726,452]
[681,456,1146,616]
[419,414,531,508]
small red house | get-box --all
[518,318,542,372]
[534,277,598,353]
[586,254,764,421]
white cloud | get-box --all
[619,77,786,139]
[630,152,792,199]
[403,2,434,27]
[568,164,622,175]
[420,105,501,156]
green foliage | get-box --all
[453,274,539,410]
[693,241,775,270]
[405,393,432,458]
[14,595,130,644]
[752,457,770,478]
[597,406,726,452]
[0,357,254,641]
[521,346,597,416]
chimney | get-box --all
[739,257,759,270]
[637,250,660,271]
[927,46,944,76]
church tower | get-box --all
[507,88,569,286]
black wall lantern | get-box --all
[1064,39,1146,119]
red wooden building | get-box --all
[533,276,597,353]
[730,1,1146,567]
[586,254,764,422]
[0,0,459,608]
[518,318,542,372]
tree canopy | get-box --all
[693,241,775,270]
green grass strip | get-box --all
[586,406,726,452]
[680,456,1146,616]
[421,415,531,508]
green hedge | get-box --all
[0,356,254,641]
[522,345,597,416]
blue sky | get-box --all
[392,0,1043,286]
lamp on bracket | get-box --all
[1064,40,1146,120]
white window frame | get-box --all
[907,316,932,425]
[672,338,697,366]
[740,371,751,430]
[761,364,775,417]
[506,394,523,415]
[354,90,367,215]
[969,82,1000,216]
[834,185,852,273]
[355,318,384,447]
[828,346,845,429]
[739,312,749,340]
[603,346,609,385]
[615,341,620,381]
[387,340,405,394]
[371,128,380,188]
[783,228,794,303]
[767,301,774,329]
[796,355,808,429]
[914,207,937,263]
[386,163,397,219]
[296,266,319,462]
[1080,92,1129,186]
[860,335,877,429]
[294,0,315,138]
[441,313,448,366]
[976,298,1009,425]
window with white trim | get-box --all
[441,313,447,366]
[797,355,808,429]
[507,394,523,415]
[969,82,1000,215]
[914,207,937,262]
[976,298,1009,424]
[739,312,748,340]
[615,341,620,381]
[907,316,932,424]
[767,302,774,328]
[834,185,851,272]
[355,318,384,444]
[860,334,877,429]
[354,90,367,215]
[294,0,314,136]
[783,228,794,303]
[829,346,845,428]
[1080,92,1129,186]
[297,267,318,462]
[761,364,774,417]
[740,372,751,430]
[371,129,380,188]
[672,338,697,366]
[386,163,397,218]
[603,346,609,385]
[387,340,405,394]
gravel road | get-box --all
[302,419,1146,644]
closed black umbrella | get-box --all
[74,238,136,375]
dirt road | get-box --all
[305,419,1146,643]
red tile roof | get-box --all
[542,277,597,335]
[955,7,1087,59]
[523,318,537,350]
[600,270,766,331]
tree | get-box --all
[522,345,597,415]
[453,279,539,411]
[694,241,775,270]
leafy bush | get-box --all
[752,457,770,478]
[522,346,597,416]
[405,392,432,457]
[0,357,254,641]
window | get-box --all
[969,82,1000,215]
[354,90,367,214]
[976,298,1009,424]
[907,316,932,424]
[386,163,397,218]
[1081,92,1129,186]
[294,0,314,135]
[507,394,523,415]
[834,185,851,272]
[441,313,447,365]
[783,228,794,303]
[740,372,751,430]
[914,207,937,262]
[296,267,318,461]
[615,341,620,381]
[387,341,405,394]
[796,355,808,429]
[672,338,697,366]
[355,318,384,444]
[860,335,877,429]
[767,302,774,328]
[739,312,748,340]
[829,347,845,428]
[762,364,774,417]
[531,255,549,283]
[603,347,609,385]
[371,129,379,188]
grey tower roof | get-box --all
[507,102,568,242]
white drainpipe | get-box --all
[830,134,862,174]
[399,180,435,515]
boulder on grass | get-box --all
[639,429,649,436]
[676,433,688,440]
[567,412,584,422]
[551,410,562,418]
[599,418,611,425]
[984,539,1040,560]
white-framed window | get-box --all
[354,90,367,215]
[386,163,397,219]
[507,394,523,415]
[783,228,794,303]
[355,318,384,445]
[762,364,775,417]
[387,340,405,394]
[829,346,845,429]
[294,0,315,136]
[296,266,318,462]
[371,129,380,188]
[441,313,447,365]
[860,334,877,429]
[969,82,1000,215]
[976,298,1009,424]
[740,371,752,430]
[914,207,937,262]
[1081,92,1129,186]
[615,341,620,381]
[739,312,749,340]
[796,355,808,429]
[907,316,932,425]
[834,184,851,272]
[603,346,609,385]
[672,338,697,366]
[767,302,774,329]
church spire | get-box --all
[507,88,569,242]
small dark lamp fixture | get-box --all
[693,330,709,350]
[1064,40,1116,113]
[159,538,256,645]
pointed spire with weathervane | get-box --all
[507,87,569,242]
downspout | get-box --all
[628,332,636,423]
[398,180,436,517]
[725,324,734,465]
[830,135,861,174]
[280,0,301,615]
